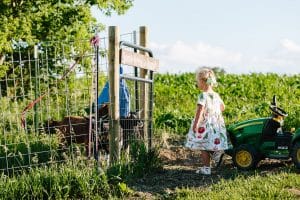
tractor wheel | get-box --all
[233,144,258,170]
[291,142,300,169]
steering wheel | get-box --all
[269,96,288,117]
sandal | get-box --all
[196,166,211,175]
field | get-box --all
[0,71,300,199]
[154,72,300,134]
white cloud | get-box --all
[280,39,300,53]
[150,41,243,73]
[150,39,300,74]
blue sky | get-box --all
[92,0,300,74]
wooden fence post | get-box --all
[139,26,149,149]
[108,26,120,165]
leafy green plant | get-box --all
[154,73,300,135]
[107,141,162,182]
[129,141,162,177]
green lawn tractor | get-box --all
[225,96,300,170]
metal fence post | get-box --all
[34,44,39,133]
[139,26,149,149]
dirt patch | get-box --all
[127,136,296,199]
[159,146,201,167]
[286,188,300,196]
[128,146,234,200]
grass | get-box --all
[0,72,299,198]
[0,141,162,199]
[0,162,111,200]
[168,171,300,200]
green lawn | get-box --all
[170,171,300,200]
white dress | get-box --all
[185,92,228,151]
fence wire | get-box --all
[0,30,155,174]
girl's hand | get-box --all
[220,103,225,112]
[193,104,204,133]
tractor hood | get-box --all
[226,118,270,155]
[227,118,268,133]
[227,117,269,148]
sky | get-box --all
[92,0,300,74]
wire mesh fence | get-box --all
[0,30,155,174]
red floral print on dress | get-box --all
[214,138,220,145]
[198,127,205,134]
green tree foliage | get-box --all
[0,0,133,50]
[0,0,133,95]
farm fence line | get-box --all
[0,26,158,174]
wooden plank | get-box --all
[120,49,159,71]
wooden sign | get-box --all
[120,49,159,71]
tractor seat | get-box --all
[261,118,292,150]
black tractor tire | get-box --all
[233,144,259,170]
[291,142,300,169]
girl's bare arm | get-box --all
[193,104,204,133]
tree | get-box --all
[0,0,133,96]
[0,0,133,50]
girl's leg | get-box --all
[201,150,210,167]
[196,150,211,175]
[211,150,225,168]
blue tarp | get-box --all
[97,66,130,117]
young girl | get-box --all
[185,67,228,175]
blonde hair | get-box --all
[196,67,217,86]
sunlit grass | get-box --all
[169,171,300,200]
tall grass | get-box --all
[0,131,61,173]
[107,141,162,182]
[0,163,111,199]
[0,141,162,199]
